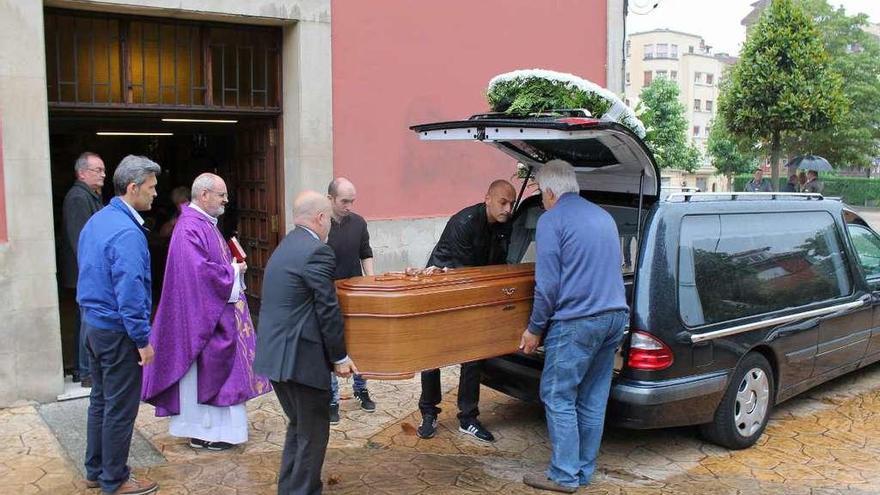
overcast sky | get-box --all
[626,0,880,55]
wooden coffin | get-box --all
[336,263,535,379]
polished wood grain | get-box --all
[336,264,535,379]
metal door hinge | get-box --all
[271,214,279,233]
[268,128,277,147]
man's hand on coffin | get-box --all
[421,266,449,276]
[334,359,359,378]
[138,343,155,366]
[520,329,541,355]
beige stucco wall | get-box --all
[0,0,62,404]
[0,0,332,405]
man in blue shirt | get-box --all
[519,160,628,493]
[77,155,161,495]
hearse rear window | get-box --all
[678,212,852,327]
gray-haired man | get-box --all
[520,160,628,493]
[78,155,161,494]
[61,152,105,387]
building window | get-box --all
[694,99,701,111]
[671,70,678,80]
[644,44,654,59]
[44,10,282,109]
[694,72,702,83]
[657,43,669,58]
[625,72,630,84]
[625,98,631,106]
[706,73,715,85]
[671,44,679,58]
[656,70,668,79]
[693,125,701,136]
[626,40,631,58]
[705,100,714,112]
[689,45,694,53]
[644,71,653,86]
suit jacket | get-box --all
[61,181,103,288]
[253,226,347,390]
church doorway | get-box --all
[50,114,282,379]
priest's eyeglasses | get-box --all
[209,189,229,199]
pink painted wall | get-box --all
[331,0,609,219]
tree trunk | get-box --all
[770,130,781,192]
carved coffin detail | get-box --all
[336,263,535,379]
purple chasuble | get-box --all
[142,206,271,416]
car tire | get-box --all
[700,352,774,450]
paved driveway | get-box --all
[5,361,880,494]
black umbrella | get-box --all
[785,154,833,172]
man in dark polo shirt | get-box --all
[326,177,375,422]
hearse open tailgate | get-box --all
[337,264,535,379]
[410,117,660,200]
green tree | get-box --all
[720,0,845,190]
[783,0,880,172]
[707,110,759,189]
[638,77,701,172]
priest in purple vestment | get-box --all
[142,173,271,450]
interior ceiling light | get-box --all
[161,118,238,124]
[96,132,174,136]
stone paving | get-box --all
[4,362,880,494]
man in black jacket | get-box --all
[417,179,516,443]
[254,190,358,495]
[61,151,105,387]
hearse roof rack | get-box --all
[666,192,834,202]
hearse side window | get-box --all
[848,224,880,280]
[679,212,852,326]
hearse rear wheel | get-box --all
[700,352,774,450]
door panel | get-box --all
[232,119,280,313]
[814,308,872,377]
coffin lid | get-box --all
[410,112,660,199]
[337,264,534,292]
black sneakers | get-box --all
[417,414,438,439]
[354,390,376,412]
[459,421,495,442]
[189,438,234,451]
[330,403,340,425]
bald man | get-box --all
[417,179,517,443]
[326,177,376,421]
[142,173,271,451]
[255,190,358,495]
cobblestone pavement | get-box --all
[5,361,880,494]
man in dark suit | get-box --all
[61,151,105,387]
[254,190,358,495]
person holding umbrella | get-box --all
[786,155,832,194]
[803,170,824,193]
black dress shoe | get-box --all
[80,377,93,388]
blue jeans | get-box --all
[540,310,628,487]
[83,323,143,493]
[330,373,368,405]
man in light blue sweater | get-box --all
[520,160,629,493]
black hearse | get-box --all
[411,112,880,449]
